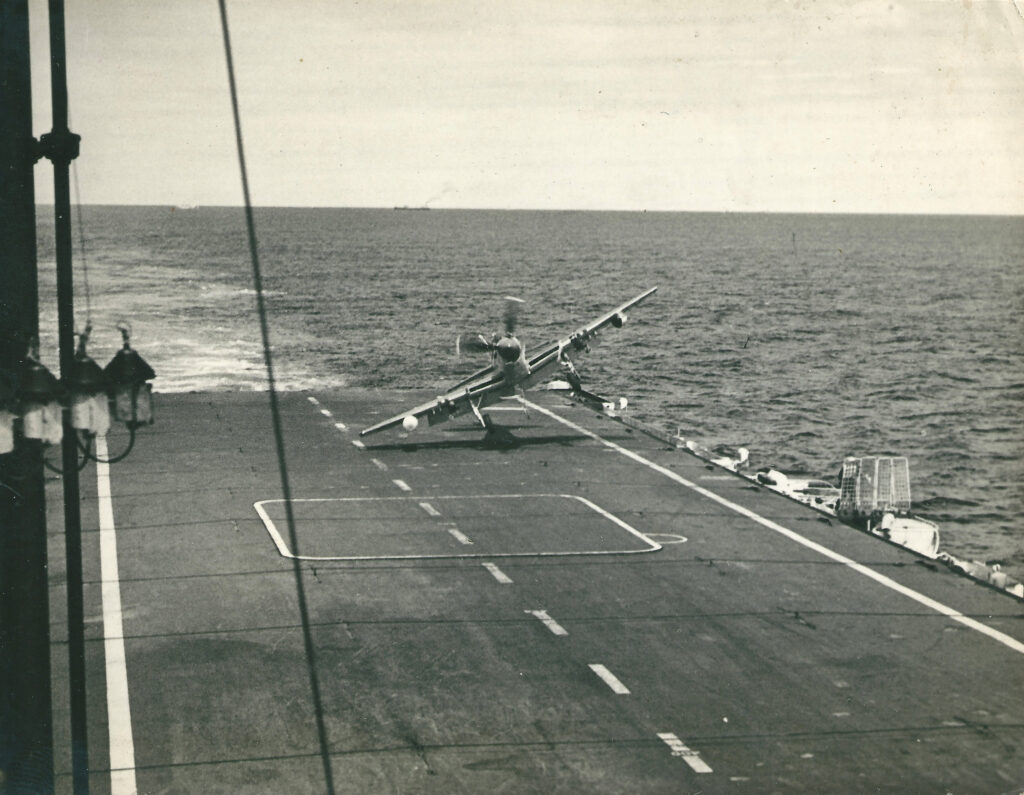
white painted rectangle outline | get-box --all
[253,493,660,561]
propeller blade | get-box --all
[456,333,492,356]
[503,296,525,334]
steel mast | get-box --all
[0,0,56,790]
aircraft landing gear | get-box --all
[559,355,583,392]
[481,412,520,448]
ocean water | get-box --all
[35,206,1024,574]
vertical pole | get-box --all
[0,0,56,791]
[44,0,90,791]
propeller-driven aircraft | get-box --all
[359,286,658,438]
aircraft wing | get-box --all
[521,286,658,385]
[359,286,657,436]
[359,367,507,437]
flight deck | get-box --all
[47,389,1024,793]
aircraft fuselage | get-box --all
[492,335,531,387]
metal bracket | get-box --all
[35,129,81,164]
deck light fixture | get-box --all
[68,326,111,435]
[0,327,156,464]
[103,322,156,428]
[18,342,65,445]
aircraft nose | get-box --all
[496,337,521,363]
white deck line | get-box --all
[657,732,713,773]
[447,526,473,545]
[95,435,138,794]
[419,502,441,517]
[589,663,630,694]
[526,609,569,636]
[520,398,1024,658]
[483,562,513,583]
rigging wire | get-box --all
[217,3,336,792]
[70,138,92,325]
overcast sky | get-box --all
[28,0,1024,213]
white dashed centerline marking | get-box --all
[392,479,411,492]
[483,562,513,583]
[334,421,347,431]
[589,664,630,694]
[447,526,473,545]
[419,502,441,517]
[351,439,365,450]
[319,408,333,418]
[526,609,568,636]
[307,396,320,405]
[370,458,388,471]
[657,732,713,774]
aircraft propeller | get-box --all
[455,296,525,357]
[455,333,493,356]
[503,296,524,334]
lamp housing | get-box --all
[69,348,111,434]
[103,344,156,427]
[19,357,65,443]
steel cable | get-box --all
[217,3,336,791]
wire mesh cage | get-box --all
[838,456,912,517]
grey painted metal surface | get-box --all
[48,390,1024,793]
